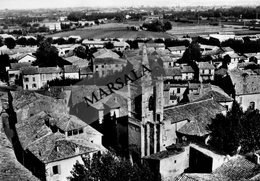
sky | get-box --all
[0,0,259,9]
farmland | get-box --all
[47,23,175,39]
[48,21,260,40]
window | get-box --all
[32,83,37,88]
[24,77,29,82]
[52,165,59,175]
[177,88,180,93]
[79,128,83,134]
[102,65,104,68]
[174,160,177,163]
[95,65,98,68]
[250,102,255,110]
[25,85,28,89]
[68,130,72,136]
[32,77,35,82]
[73,129,78,135]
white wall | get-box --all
[161,119,188,150]
[18,55,36,63]
[45,155,85,181]
[236,93,260,111]
[160,146,190,181]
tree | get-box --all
[74,46,88,59]
[69,152,154,181]
[27,38,37,46]
[104,42,114,49]
[0,54,10,81]
[164,21,172,31]
[33,40,68,67]
[182,42,201,63]
[208,101,243,155]
[16,37,28,46]
[5,37,16,49]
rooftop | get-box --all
[198,62,215,69]
[229,69,260,95]
[164,99,225,137]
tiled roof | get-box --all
[21,66,39,75]
[168,46,186,52]
[189,84,233,103]
[94,57,127,65]
[181,65,194,73]
[229,69,260,95]
[80,67,93,74]
[174,173,230,181]
[93,49,120,59]
[198,62,215,69]
[221,47,234,52]
[38,67,62,74]
[10,62,32,70]
[15,111,52,149]
[64,65,79,73]
[165,67,182,76]
[144,147,185,160]
[214,155,259,180]
[164,99,225,136]
[64,56,88,68]
[48,113,87,131]
[0,133,40,181]
[25,132,96,163]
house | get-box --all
[64,55,88,68]
[15,112,105,181]
[7,90,105,181]
[164,83,188,105]
[93,49,120,59]
[198,62,215,82]
[21,66,63,90]
[40,22,61,31]
[82,40,107,48]
[164,67,182,81]
[144,144,190,181]
[93,58,127,77]
[161,55,178,68]
[63,65,80,79]
[144,43,165,50]
[54,44,81,57]
[168,46,186,56]
[7,62,31,85]
[113,41,130,51]
[209,34,235,43]
[0,124,40,181]
[21,66,41,90]
[229,69,260,111]
[180,65,194,81]
[79,67,93,79]
[17,53,36,63]
[175,155,260,181]
[162,99,226,147]
[199,44,220,56]
[186,84,233,110]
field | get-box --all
[48,21,260,40]
[48,23,175,39]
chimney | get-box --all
[75,147,79,154]
[55,146,60,152]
